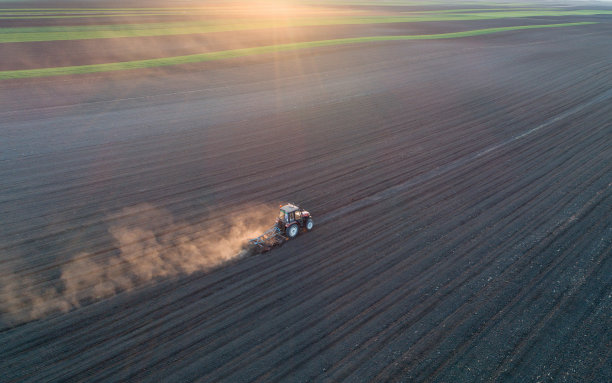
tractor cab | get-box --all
[278,204,302,223]
[276,203,314,238]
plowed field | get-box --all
[1,1,611,382]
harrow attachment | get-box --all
[244,225,287,255]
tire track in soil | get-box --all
[320,87,612,226]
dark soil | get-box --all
[0,3,610,382]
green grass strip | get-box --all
[0,8,204,11]
[0,22,595,80]
[0,9,612,22]
[0,9,610,42]
[0,7,544,14]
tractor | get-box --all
[276,203,314,238]
[245,203,314,255]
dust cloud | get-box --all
[0,203,275,326]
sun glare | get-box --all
[246,1,303,17]
[191,1,360,20]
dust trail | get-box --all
[0,203,275,326]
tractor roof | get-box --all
[280,204,299,212]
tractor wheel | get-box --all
[286,224,299,239]
[306,218,314,231]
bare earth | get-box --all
[0,4,611,382]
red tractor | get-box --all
[245,203,314,255]
[276,203,314,238]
